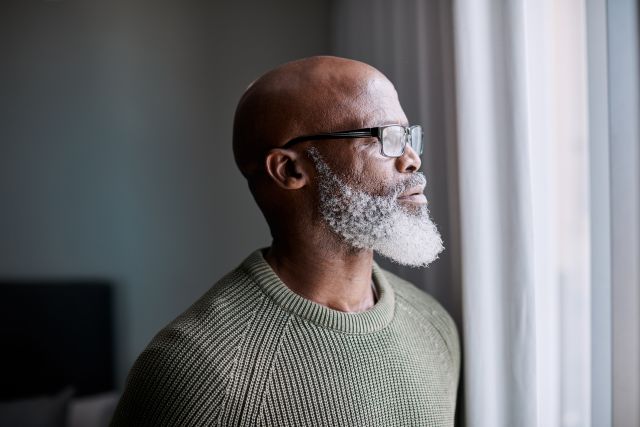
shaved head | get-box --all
[232,56,405,180]
[229,55,441,267]
[227,56,441,316]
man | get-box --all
[111,56,461,426]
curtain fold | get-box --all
[452,0,538,424]
[454,0,591,425]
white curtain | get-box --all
[453,0,538,422]
[333,1,594,426]
[453,0,592,425]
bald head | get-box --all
[232,56,404,180]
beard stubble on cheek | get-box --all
[324,153,426,203]
[306,147,444,268]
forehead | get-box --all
[338,75,408,129]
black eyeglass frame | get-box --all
[281,124,424,157]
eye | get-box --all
[360,137,378,148]
[353,137,379,155]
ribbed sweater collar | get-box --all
[240,248,396,334]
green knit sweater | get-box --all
[111,249,461,426]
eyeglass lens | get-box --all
[410,126,423,155]
[381,126,405,156]
[381,126,423,157]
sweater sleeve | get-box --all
[437,303,461,395]
[382,269,462,396]
[109,326,228,426]
[110,343,180,426]
[419,295,461,396]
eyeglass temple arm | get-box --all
[283,127,379,148]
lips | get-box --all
[397,185,427,203]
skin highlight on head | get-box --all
[232,56,441,313]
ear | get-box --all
[264,148,309,190]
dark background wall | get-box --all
[0,0,331,386]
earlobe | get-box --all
[265,148,308,190]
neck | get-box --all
[264,234,376,313]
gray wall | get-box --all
[0,0,331,386]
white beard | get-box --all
[307,147,444,268]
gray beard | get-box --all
[307,147,444,268]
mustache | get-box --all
[390,172,427,196]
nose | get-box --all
[395,145,422,173]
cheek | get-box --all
[323,143,398,194]
[348,157,397,196]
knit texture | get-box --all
[110,248,461,426]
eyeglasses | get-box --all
[282,124,424,157]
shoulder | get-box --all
[382,267,454,323]
[380,267,461,378]
[111,266,262,426]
